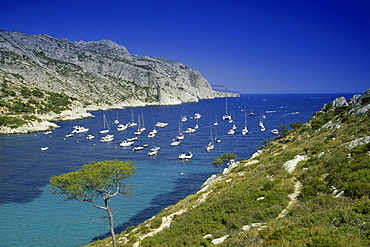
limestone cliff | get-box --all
[0,30,238,108]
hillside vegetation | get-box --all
[0,30,237,132]
[86,89,370,246]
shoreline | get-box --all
[0,94,239,135]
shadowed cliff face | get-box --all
[0,30,238,108]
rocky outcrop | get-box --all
[0,29,238,108]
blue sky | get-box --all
[1,0,369,94]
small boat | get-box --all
[86,134,95,140]
[206,125,215,151]
[40,147,49,151]
[100,134,114,142]
[241,127,248,135]
[99,114,110,134]
[72,126,89,133]
[242,109,248,135]
[227,129,235,135]
[127,137,138,142]
[181,116,187,122]
[170,140,181,146]
[132,146,144,151]
[205,142,214,151]
[120,140,134,147]
[271,129,279,135]
[213,115,218,126]
[148,129,157,137]
[150,146,161,151]
[223,98,231,120]
[113,112,119,124]
[155,122,168,127]
[147,150,158,156]
[185,128,196,133]
[134,130,142,135]
[179,151,193,159]
[44,131,52,135]
[194,113,201,119]
[117,124,127,131]
[148,132,156,138]
[65,133,73,138]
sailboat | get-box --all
[222,98,231,120]
[134,114,142,135]
[259,110,266,131]
[128,108,137,127]
[139,112,146,131]
[205,125,215,151]
[113,112,119,124]
[242,108,249,135]
[99,114,110,134]
[213,114,219,126]
[176,121,184,140]
[214,125,221,143]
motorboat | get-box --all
[72,126,89,133]
[194,113,201,119]
[271,129,279,135]
[148,132,156,138]
[147,150,158,156]
[179,151,193,159]
[185,128,196,133]
[150,146,161,151]
[44,131,52,135]
[100,134,114,142]
[117,124,127,131]
[65,133,73,138]
[155,122,168,127]
[132,146,144,151]
[127,137,138,141]
[40,147,49,151]
[86,134,95,140]
[170,140,181,146]
[227,129,235,135]
[120,140,134,147]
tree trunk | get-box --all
[105,199,116,247]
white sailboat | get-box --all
[214,125,221,143]
[242,109,249,135]
[99,114,110,134]
[259,110,266,132]
[134,114,142,135]
[205,125,215,151]
[213,114,219,126]
[128,108,137,127]
[223,98,231,120]
[176,121,184,140]
[113,112,119,124]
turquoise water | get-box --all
[0,94,351,246]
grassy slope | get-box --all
[87,92,370,247]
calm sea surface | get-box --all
[0,93,353,246]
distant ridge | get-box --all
[211,84,239,94]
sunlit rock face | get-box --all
[0,30,238,107]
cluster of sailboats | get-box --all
[46,100,281,154]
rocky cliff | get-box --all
[0,30,237,108]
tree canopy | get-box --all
[211,153,237,173]
[50,159,137,247]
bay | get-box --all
[0,93,352,246]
